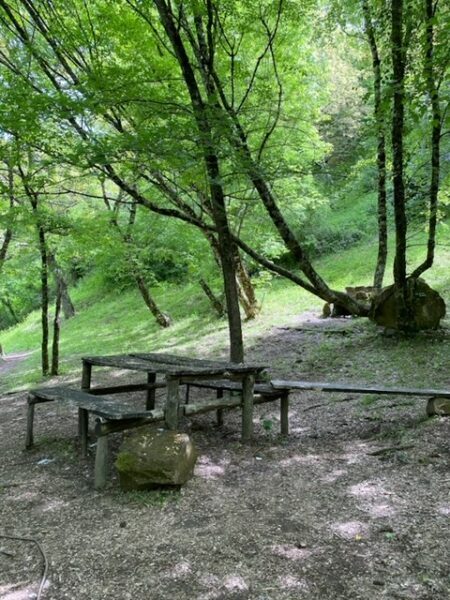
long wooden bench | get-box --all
[184,379,290,434]
[26,387,163,489]
[270,380,450,415]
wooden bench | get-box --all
[184,379,290,434]
[271,380,450,415]
[26,387,164,489]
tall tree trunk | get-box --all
[51,281,62,375]
[154,0,244,362]
[410,0,441,278]
[20,165,49,374]
[48,253,75,319]
[38,224,49,375]
[362,0,388,289]
[391,0,410,329]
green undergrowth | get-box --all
[1,225,449,392]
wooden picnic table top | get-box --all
[82,352,267,377]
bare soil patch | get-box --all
[1,316,449,599]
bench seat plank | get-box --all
[271,380,450,398]
[29,387,155,420]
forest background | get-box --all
[0,0,448,386]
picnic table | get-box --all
[81,352,268,441]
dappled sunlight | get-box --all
[320,468,347,483]
[278,574,310,591]
[272,543,313,561]
[279,453,322,467]
[40,498,70,512]
[348,480,397,518]
[223,575,249,592]
[437,504,450,516]
[0,582,42,600]
[195,456,230,480]
[7,489,39,503]
[165,561,192,579]
[330,520,370,540]
[341,441,371,465]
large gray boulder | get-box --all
[370,278,446,330]
[115,428,197,491]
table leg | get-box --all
[216,389,224,427]
[146,372,156,410]
[280,392,289,436]
[242,374,255,442]
[165,376,180,430]
[94,419,109,490]
[25,396,35,449]
[81,361,92,390]
[79,408,89,457]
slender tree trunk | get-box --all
[102,189,172,328]
[199,278,226,316]
[1,298,19,324]
[362,0,388,289]
[410,0,441,278]
[48,253,75,319]
[51,281,62,375]
[391,0,410,329]
[204,230,258,319]
[38,225,49,375]
[20,165,50,374]
[235,256,259,319]
[0,163,15,273]
[134,274,171,327]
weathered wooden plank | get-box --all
[271,380,450,398]
[87,382,166,396]
[94,411,164,436]
[29,387,156,420]
[133,352,267,375]
[183,392,285,416]
[186,379,282,396]
[82,355,157,372]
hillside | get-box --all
[1,225,449,393]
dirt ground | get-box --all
[1,315,449,600]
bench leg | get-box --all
[185,384,190,405]
[79,408,89,457]
[94,427,109,490]
[26,397,35,449]
[165,377,180,430]
[216,389,224,427]
[146,373,156,410]
[242,374,255,442]
[280,392,289,436]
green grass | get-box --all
[1,224,449,392]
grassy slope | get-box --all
[1,226,449,392]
